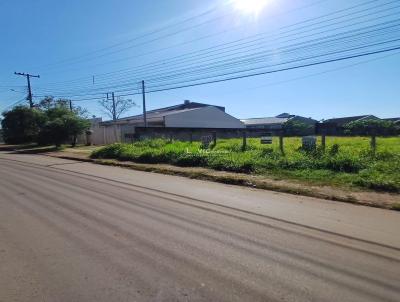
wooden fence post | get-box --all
[242,132,247,151]
[279,133,285,155]
[212,132,217,147]
[371,134,377,155]
[321,133,326,153]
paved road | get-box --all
[0,153,399,302]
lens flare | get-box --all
[232,0,270,16]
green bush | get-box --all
[91,137,400,192]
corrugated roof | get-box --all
[324,115,378,125]
[241,117,289,125]
[102,101,225,125]
[102,107,210,125]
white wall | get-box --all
[165,106,245,129]
[89,125,122,145]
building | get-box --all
[241,113,317,134]
[90,100,245,145]
[323,115,380,127]
[101,100,241,128]
[319,115,380,135]
[384,117,400,124]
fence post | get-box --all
[242,131,247,151]
[212,132,217,147]
[371,133,377,155]
[321,132,326,153]
[279,133,285,155]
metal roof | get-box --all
[241,117,290,125]
[323,115,379,125]
[101,101,224,125]
[102,107,210,126]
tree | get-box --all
[344,119,399,136]
[38,107,90,147]
[1,106,46,144]
[37,96,89,118]
[283,120,314,136]
[99,96,136,120]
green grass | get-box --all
[91,137,400,193]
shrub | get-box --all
[90,137,399,193]
[329,144,340,156]
[91,143,125,158]
[1,106,46,144]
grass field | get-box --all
[91,137,400,193]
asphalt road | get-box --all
[0,152,399,302]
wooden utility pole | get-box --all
[14,72,40,108]
[142,80,147,127]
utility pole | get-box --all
[112,92,116,121]
[14,72,40,108]
[142,80,147,127]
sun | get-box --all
[232,0,270,16]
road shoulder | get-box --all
[41,148,400,211]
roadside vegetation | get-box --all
[91,137,400,193]
[1,97,90,147]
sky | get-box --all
[0,0,399,121]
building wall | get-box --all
[87,124,122,145]
[244,116,317,135]
[165,106,245,129]
[246,123,284,130]
[133,127,273,142]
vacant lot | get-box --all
[91,137,400,193]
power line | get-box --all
[35,44,400,103]
[36,0,336,79]
[35,0,399,92]
[226,50,400,94]
[32,3,229,70]
[0,96,28,112]
[14,72,40,108]
[24,1,400,107]
[34,19,400,98]
[142,46,400,95]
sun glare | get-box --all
[232,0,270,16]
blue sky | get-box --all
[0,0,399,120]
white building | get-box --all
[90,101,245,145]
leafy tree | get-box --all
[1,106,46,144]
[283,120,314,136]
[1,99,90,147]
[37,96,89,118]
[99,96,136,120]
[38,107,90,147]
[344,119,399,136]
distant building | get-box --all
[323,115,380,127]
[319,115,380,135]
[90,100,245,145]
[241,113,317,134]
[101,100,243,129]
[383,117,400,124]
